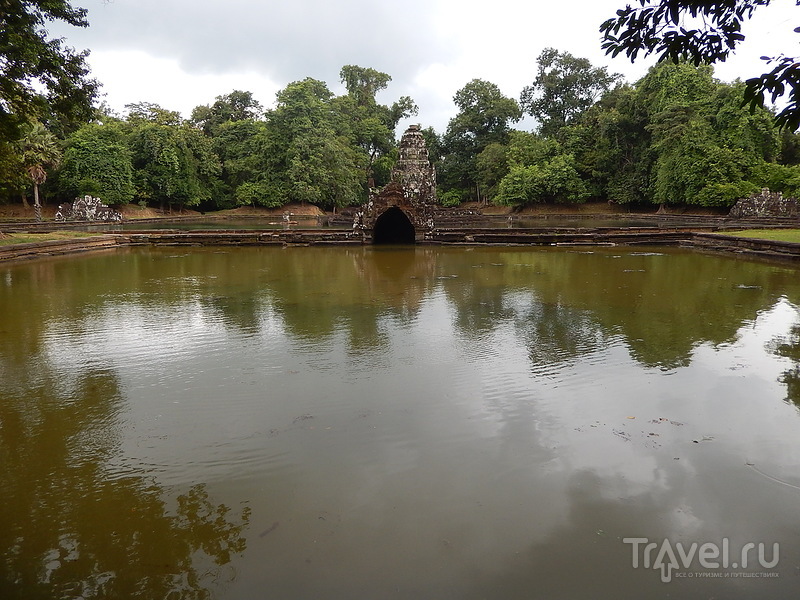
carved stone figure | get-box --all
[55,195,123,222]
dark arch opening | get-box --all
[373,207,415,244]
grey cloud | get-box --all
[56,0,452,85]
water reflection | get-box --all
[0,273,250,598]
[2,246,800,598]
[770,318,800,406]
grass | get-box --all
[720,229,800,243]
[0,231,98,246]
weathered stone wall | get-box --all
[729,189,800,218]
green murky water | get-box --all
[2,245,800,599]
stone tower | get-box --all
[354,124,438,243]
[391,124,437,206]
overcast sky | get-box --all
[50,0,799,133]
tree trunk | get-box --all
[21,192,29,208]
[33,182,42,222]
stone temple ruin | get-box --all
[354,124,437,243]
[55,195,122,222]
[729,188,800,218]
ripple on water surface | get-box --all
[7,246,800,599]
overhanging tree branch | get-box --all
[601,0,800,129]
[0,0,99,138]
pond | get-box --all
[2,245,800,599]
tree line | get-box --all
[4,0,800,215]
[4,50,800,214]
[436,50,800,209]
[1,65,418,213]
[4,1,800,212]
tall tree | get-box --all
[495,131,589,206]
[339,65,392,107]
[189,91,266,208]
[448,80,522,147]
[125,104,221,211]
[600,0,800,129]
[208,119,266,209]
[441,79,521,201]
[125,102,183,126]
[568,84,654,204]
[333,65,417,186]
[190,90,264,136]
[639,62,776,206]
[520,48,621,137]
[16,122,62,221]
[242,78,364,209]
[59,122,135,205]
[286,127,362,208]
[0,0,99,139]
[568,61,781,207]
[0,139,27,204]
[475,142,510,201]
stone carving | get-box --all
[390,124,437,205]
[729,188,800,218]
[354,124,438,241]
[55,195,123,222]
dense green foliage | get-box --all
[562,61,790,208]
[0,0,99,139]
[601,0,800,130]
[0,64,416,210]
[440,79,521,203]
[520,48,621,137]
[439,53,800,209]
[59,123,135,205]
[0,0,98,210]
[495,132,588,206]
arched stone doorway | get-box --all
[372,207,416,244]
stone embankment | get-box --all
[2,227,800,263]
[0,235,120,261]
[121,230,361,247]
[690,232,800,262]
[428,227,696,245]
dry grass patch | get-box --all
[719,229,800,244]
[721,229,800,243]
